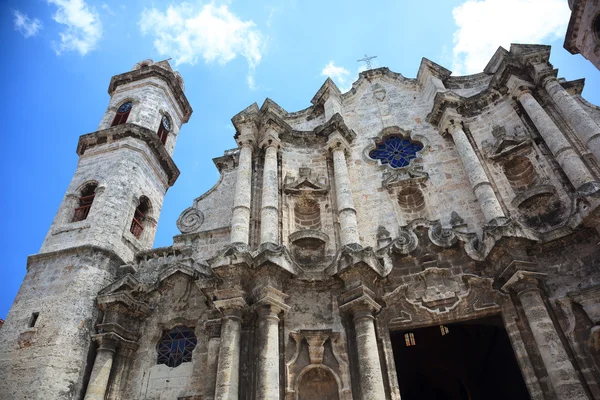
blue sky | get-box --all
[0,0,598,319]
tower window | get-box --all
[111,101,132,127]
[157,326,197,368]
[157,115,171,145]
[72,183,97,222]
[130,196,150,239]
[404,332,416,346]
[29,312,39,328]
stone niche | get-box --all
[285,330,352,400]
[284,168,330,268]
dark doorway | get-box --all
[391,315,530,400]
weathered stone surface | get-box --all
[3,46,600,400]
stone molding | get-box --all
[76,123,180,186]
[108,64,192,122]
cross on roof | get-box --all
[357,54,377,70]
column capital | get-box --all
[502,270,548,296]
[205,318,223,339]
[259,135,281,150]
[439,114,464,138]
[91,333,121,353]
[254,285,290,315]
[339,285,381,317]
[236,135,256,148]
[214,296,248,319]
[505,75,535,99]
[326,130,351,153]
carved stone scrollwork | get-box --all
[391,227,418,254]
[176,206,204,234]
[383,269,501,319]
[428,221,458,247]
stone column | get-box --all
[214,298,247,400]
[260,136,281,247]
[543,76,600,162]
[328,133,360,247]
[205,319,222,400]
[230,138,254,245]
[254,287,289,400]
[515,88,598,193]
[444,119,506,224]
[84,336,118,400]
[503,271,588,400]
[340,291,386,400]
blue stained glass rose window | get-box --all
[369,136,423,168]
[157,326,197,368]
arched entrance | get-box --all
[391,315,530,400]
[297,367,339,400]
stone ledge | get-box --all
[76,123,180,186]
[108,65,192,122]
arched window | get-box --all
[72,182,97,222]
[111,101,132,126]
[156,326,197,368]
[369,135,423,168]
[130,196,151,239]
[157,115,171,145]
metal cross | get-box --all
[357,54,377,70]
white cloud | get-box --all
[101,3,114,16]
[13,10,42,38]
[139,3,266,89]
[47,0,103,55]
[451,0,569,75]
[321,61,351,91]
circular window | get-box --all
[369,136,423,168]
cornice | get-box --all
[108,65,192,123]
[564,0,585,54]
[76,123,180,186]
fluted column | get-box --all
[231,138,254,245]
[341,290,386,400]
[444,119,506,224]
[503,271,588,400]
[515,88,598,193]
[214,298,247,400]
[255,287,289,400]
[543,76,600,162]
[328,133,360,247]
[84,336,118,400]
[260,136,281,246]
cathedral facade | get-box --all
[1,44,600,400]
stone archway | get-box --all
[297,366,339,400]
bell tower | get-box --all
[0,60,192,399]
